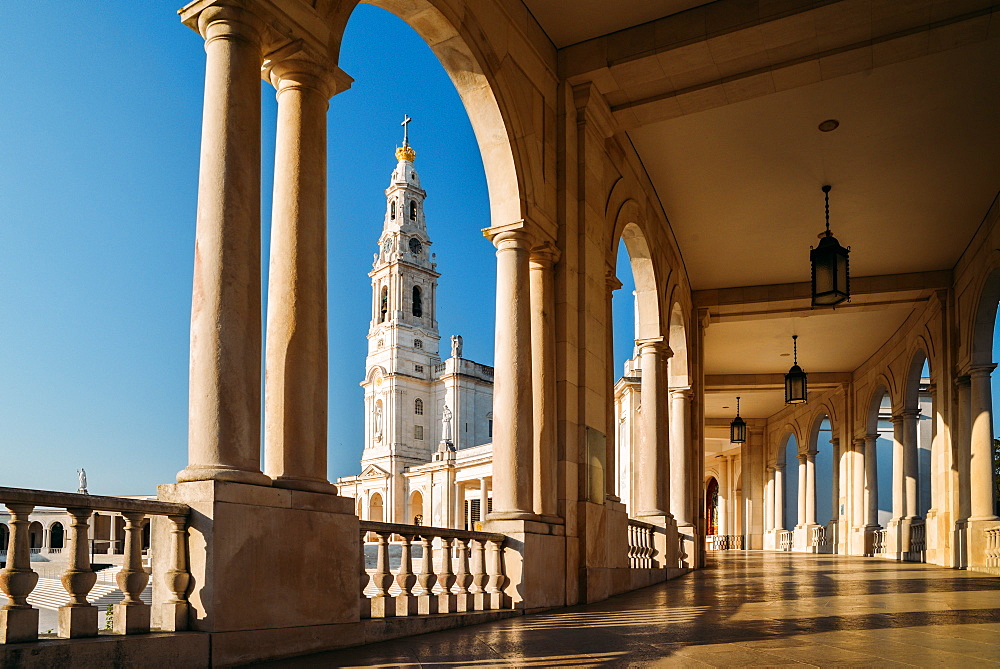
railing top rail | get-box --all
[0,486,188,516]
[627,518,660,531]
[359,520,504,542]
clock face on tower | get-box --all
[409,237,422,255]
[382,238,393,256]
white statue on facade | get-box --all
[374,403,383,441]
[76,468,88,494]
[442,404,453,441]
[451,334,463,358]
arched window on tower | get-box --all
[390,200,396,220]
[412,286,423,317]
[415,398,423,415]
[410,201,417,220]
[380,286,388,322]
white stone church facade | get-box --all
[335,139,495,530]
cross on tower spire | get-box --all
[401,114,412,146]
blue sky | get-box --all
[1,3,492,494]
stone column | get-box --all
[830,438,840,522]
[764,467,775,531]
[178,4,270,485]
[956,376,972,521]
[969,365,998,520]
[851,439,865,527]
[480,477,489,521]
[901,409,921,518]
[484,223,535,518]
[636,338,672,519]
[529,241,560,519]
[864,434,879,526]
[805,451,817,526]
[797,454,807,527]
[774,464,785,530]
[262,51,351,493]
[890,415,904,521]
[718,456,729,535]
[670,388,693,526]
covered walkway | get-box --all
[267,552,1000,667]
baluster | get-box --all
[630,526,637,567]
[484,538,507,609]
[394,534,417,616]
[359,529,371,619]
[159,514,190,631]
[470,539,488,610]
[453,538,473,612]
[436,537,456,613]
[114,512,150,634]
[644,527,653,567]
[370,531,395,618]
[58,508,97,638]
[416,533,437,614]
[0,504,39,643]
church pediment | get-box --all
[360,464,389,479]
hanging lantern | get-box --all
[810,185,850,307]
[730,396,746,444]
[784,335,808,405]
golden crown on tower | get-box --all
[395,144,416,162]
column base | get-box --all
[113,602,150,635]
[58,604,98,638]
[157,601,189,632]
[0,608,38,644]
[482,517,565,610]
[486,510,544,522]
[270,476,338,494]
[176,465,271,486]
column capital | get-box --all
[605,268,623,292]
[636,337,671,356]
[183,2,266,45]
[264,42,353,100]
[865,433,879,442]
[969,363,997,378]
[669,386,692,400]
[889,414,905,424]
[482,220,528,248]
[774,463,785,471]
[529,241,561,269]
[955,374,971,387]
[900,408,921,419]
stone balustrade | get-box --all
[909,521,926,555]
[707,534,745,551]
[810,525,826,549]
[985,526,1000,573]
[627,519,655,568]
[873,528,887,556]
[777,530,793,551]
[0,486,189,643]
[358,521,508,618]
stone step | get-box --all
[26,574,152,611]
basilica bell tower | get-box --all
[360,118,442,516]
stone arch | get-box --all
[611,201,664,341]
[903,347,930,413]
[329,0,530,229]
[865,379,892,435]
[775,426,800,465]
[48,521,65,551]
[970,265,1000,367]
[705,476,720,536]
[368,491,384,523]
[667,301,689,387]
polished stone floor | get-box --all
[264,552,1000,667]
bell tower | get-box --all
[360,118,442,521]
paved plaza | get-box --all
[262,552,1000,667]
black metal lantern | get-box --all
[730,396,746,444]
[784,335,808,405]
[810,185,850,307]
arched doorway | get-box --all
[409,490,424,526]
[783,433,800,529]
[369,492,384,524]
[28,521,43,554]
[705,477,720,536]
[49,521,65,552]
